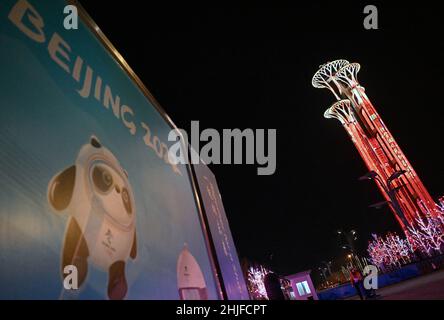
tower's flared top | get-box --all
[324,99,356,125]
[335,63,361,88]
[312,59,350,89]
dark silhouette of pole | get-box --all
[337,229,357,254]
[359,170,409,227]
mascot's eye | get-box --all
[103,171,113,186]
[122,188,132,215]
[92,166,114,193]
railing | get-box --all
[317,256,444,300]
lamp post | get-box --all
[318,266,328,280]
[321,261,333,276]
[337,229,358,254]
[359,170,409,227]
[337,229,366,271]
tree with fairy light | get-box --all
[368,233,415,270]
[368,205,444,269]
[246,265,269,300]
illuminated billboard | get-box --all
[0,0,223,299]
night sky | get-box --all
[78,2,444,278]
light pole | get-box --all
[359,170,409,227]
[321,261,333,276]
[346,254,355,269]
[337,229,358,254]
[318,266,328,279]
[337,229,364,271]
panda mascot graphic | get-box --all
[47,136,137,300]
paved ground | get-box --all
[350,269,444,300]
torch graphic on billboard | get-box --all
[177,244,209,300]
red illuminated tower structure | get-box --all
[313,60,437,231]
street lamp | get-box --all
[318,267,328,286]
[318,266,327,277]
[337,229,358,254]
[346,253,356,270]
[359,170,409,227]
[321,261,332,276]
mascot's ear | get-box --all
[90,135,101,148]
[48,165,76,212]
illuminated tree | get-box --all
[406,223,432,257]
[247,266,269,300]
[368,200,444,269]
[415,216,444,254]
[386,233,413,265]
[368,233,414,270]
[368,235,386,269]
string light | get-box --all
[368,207,444,269]
[247,266,269,300]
